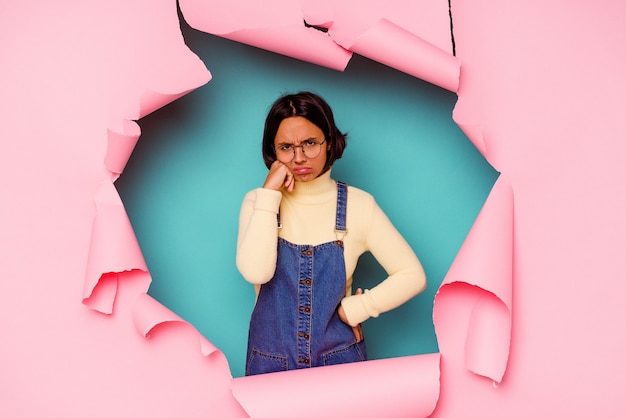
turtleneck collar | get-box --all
[282,169,336,202]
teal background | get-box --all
[115,20,498,378]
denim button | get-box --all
[335,240,343,247]
[299,306,311,313]
[300,278,312,286]
[298,332,310,340]
[298,358,310,364]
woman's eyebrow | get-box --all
[276,137,318,145]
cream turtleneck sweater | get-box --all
[236,170,426,326]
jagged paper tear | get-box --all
[134,293,220,358]
[84,50,210,313]
[180,0,459,91]
[433,175,513,383]
[83,181,149,314]
[179,0,352,71]
[105,120,141,180]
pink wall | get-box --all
[1,1,624,416]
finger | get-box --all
[355,288,363,295]
[282,166,295,192]
[284,173,294,192]
[352,324,363,342]
[264,162,291,190]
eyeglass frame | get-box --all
[274,139,327,163]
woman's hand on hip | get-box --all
[338,288,364,343]
[263,160,294,192]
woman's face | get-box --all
[274,116,329,182]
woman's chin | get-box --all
[295,174,315,182]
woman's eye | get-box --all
[304,140,317,147]
[279,144,292,151]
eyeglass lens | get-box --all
[276,141,324,162]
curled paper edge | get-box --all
[180,2,456,89]
[82,272,120,315]
[85,56,210,312]
[433,175,513,383]
[344,18,460,92]
[135,43,212,119]
[465,290,511,382]
[134,293,220,358]
[178,0,352,72]
[231,353,441,418]
[83,181,148,313]
[204,25,352,72]
[452,120,488,160]
[105,120,141,178]
[136,84,209,120]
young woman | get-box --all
[236,91,426,376]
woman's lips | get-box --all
[293,167,312,175]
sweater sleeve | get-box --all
[340,199,427,326]
[236,188,282,284]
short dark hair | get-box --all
[262,91,347,171]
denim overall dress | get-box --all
[246,181,367,376]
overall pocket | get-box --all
[321,339,367,367]
[246,348,289,376]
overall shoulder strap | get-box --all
[335,181,348,235]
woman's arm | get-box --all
[235,188,282,284]
[237,161,296,284]
[340,199,427,326]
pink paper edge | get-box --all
[134,293,220,358]
[465,291,511,382]
[231,353,441,418]
[345,18,460,92]
[83,181,149,313]
[433,175,514,382]
[180,2,458,90]
[223,26,352,71]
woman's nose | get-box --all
[293,146,307,162]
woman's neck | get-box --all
[285,169,335,200]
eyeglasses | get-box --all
[274,139,326,163]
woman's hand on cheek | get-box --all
[263,160,294,192]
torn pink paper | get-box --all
[180,1,458,90]
[346,18,459,92]
[99,1,211,133]
[134,293,219,358]
[451,117,488,160]
[178,0,352,70]
[136,85,208,121]
[89,1,466,414]
[105,120,141,179]
[232,353,441,418]
[301,0,334,28]
[2,1,243,417]
[433,175,513,383]
[86,11,211,312]
[302,0,453,54]
[4,1,626,417]
[302,1,459,91]
[83,181,148,314]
